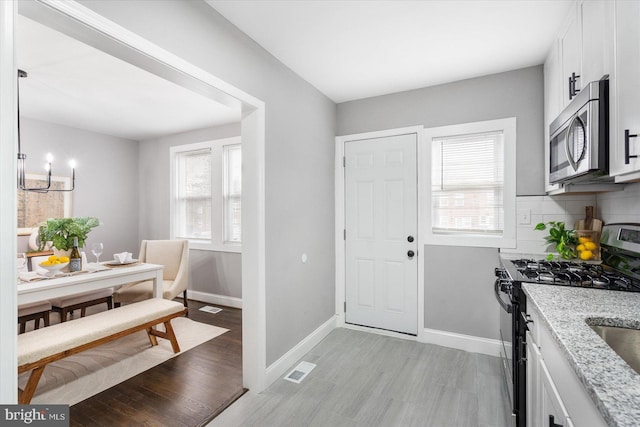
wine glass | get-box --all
[17,253,27,272]
[91,243,104,263]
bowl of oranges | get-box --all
[575,231,600,261]
[39,255,70,275]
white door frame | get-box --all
[335,126,425,340]
[0,0,268,402]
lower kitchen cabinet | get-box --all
[527,330,571,427]
[525,308,606,427]
[540,359,572,427]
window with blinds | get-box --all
[224,144,242,243]
[170,137,242,252]
[175,148,213,241]
[424,117,516,248]
[432,131,505,236]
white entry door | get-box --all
[344,133,418,335]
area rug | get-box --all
[18,317,228,405]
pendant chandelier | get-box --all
[17,69,75,193]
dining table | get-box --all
[17,262,164,305]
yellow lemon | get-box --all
[40,261,52,266]
[584,241,597,251]
[59,256,70,263]
[48,255,59,262]
[576,244,586,252]
[578,237,591,244]
[579,250,594,260]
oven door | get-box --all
[495,277,515,425]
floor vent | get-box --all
[199,305,222,314]
[284,361,316,384]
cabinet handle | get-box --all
[549,414,563,427]
[569,72,580,100]
[625,129,638,164]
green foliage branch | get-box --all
[38,217,100,251]
[534,221,578,260]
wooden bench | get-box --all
[18,298,187,404]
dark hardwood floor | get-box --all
[69,299,245,427]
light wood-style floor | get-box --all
[210,328,511,427]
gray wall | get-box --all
[337,65,545,197]
[80,0,337,365]
[337,66,544,340]
[423,245,499,340]
[138,123,242,298]
[18,118,139,257]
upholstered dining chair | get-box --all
[18,301,51,334]
[113,239,189,311]
[30,255,114,322]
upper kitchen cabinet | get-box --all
[558,3,582,108]
[558,1,613,110]
[580,0,614,85]
[610,0,640,182]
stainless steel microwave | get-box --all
[549,78,609,184]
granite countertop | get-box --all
[523,284,640,427]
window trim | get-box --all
[169,136,241,253]
[423,118,516,248]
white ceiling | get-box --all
[208,0,573,103]
[16,15,241,141]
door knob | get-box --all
[407,250,415,258]
[407,235,414,242]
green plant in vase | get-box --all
[534,221,577,260]
[38,217,100,251]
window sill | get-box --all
[189,243,241,254]
[425,234,516,249]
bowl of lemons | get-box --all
[39,255,70,275]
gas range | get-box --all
[500,223,640,293]
[505,258,640,292]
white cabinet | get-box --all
[540,359,571,427]
[525,304,607,427]
[526,328,571,427]
[525,331,541,427]
[580,0,614,85]
[610,0,640,181]
[559,3,582,108]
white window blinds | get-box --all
[431,130,504,235]
[175,149,212,241]
[224,144,242,243]
[170,137,242,252]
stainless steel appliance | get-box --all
[549,78,609,184]
[495,223,640,427]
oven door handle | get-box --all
[494,278,512,314]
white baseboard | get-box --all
[265,315,337,387]
[420,327,502,357]
[188,290,242,309]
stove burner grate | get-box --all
[509,258,640,292]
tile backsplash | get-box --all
[513,194,597,254]
[597,182,640,225]
[512,182,640,254]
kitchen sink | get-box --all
[589,324,640,375]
